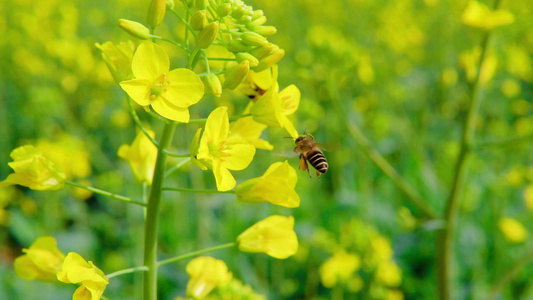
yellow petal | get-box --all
[131,42,169,80]
[223,144,256,171]
[213,160,236,191]
[165,68,205,108]
[279,84,300,116]
[119,79,152,106]
[151,97,190,122]
[206,107,229,144]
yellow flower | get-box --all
[118,130,158,185]
[14,236,65,282]
[319,250,361,288]
[197,107,256,191]
[375,260,402,287]
[186,256,233,299]
[57,252,109,300]
[227,102,273,150]
[235,161,299,208]
[237,215,298,259]
[95,41,135,83]
[120,42,204,122]
[237,68,274,98]
[204,278,265,300]
[0,145,66,191]
[499,217,528,243]
[462,1,514,30]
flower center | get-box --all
[149,73,172,101]
[207,139,232,161]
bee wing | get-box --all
[273,150,298,158]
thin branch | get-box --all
[163,187,235,194]
[487,247,533,299]
[106,266,148,279]
[157,243,237,267]
[65,180,146,207]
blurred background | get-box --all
[1,0,533,299]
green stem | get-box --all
[189,113,251,124]
[65,180,146,207]
[169,8,196,38]
[165,157,191,178]
[126,96,159,148]
[150,35,188,52]
[326,76,435,220]
[436,4,498,297]
[162,187,235,194]
[107,266,149,279]
[487,247,533,300]
[143,122,177,300]
[163,150,191,157]
[475,132,533,149]
[157,243,237,267]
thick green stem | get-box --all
[65,180,146,207]
[326,76,435,220]
[143,122,177,300]
[157,242,237,267]
[436,15,496,300]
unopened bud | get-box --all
[252,26,277,38]
[224,60,250,90]
[240,15,252,24]
[252,10,264,20]
[195,22,219,49]
[166,0,175,9]
[231,6,245,19]
[241,31,268,46]
[217,3,232,17]
[190,10,208,30]
[227,39,254,53]
[235,52,259,67]
[249,44,276,60]
[254,48,284,72]
[147,0,166,28]
[195,0,208,10]
[118,19,151,40]
[200,73,223,97]
[249,16,267,27]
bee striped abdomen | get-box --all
[306,150,328,173]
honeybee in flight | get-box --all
[294,131,328,179]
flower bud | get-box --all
[224,60,250,90]
[227,39,254,53]
[217,3,232,17]
[248,16,267,27]
[195,22,219,49]
[252,10,264,20]
[231,6,245,19]
[241,31,268,46]
[235,52,259,67]
[254,48,285,72]
[190,10,208,30]
[147,0,166,28]
[200,73,223,97]
[249,44,276,60]
[252,25,277,37]
[166,0,175,9]
[240,15,252,24]
[195,0,208,10]
[118,19,151,40]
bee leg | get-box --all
[299,154,312,178]
[315,169,321,180]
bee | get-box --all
[294,132,328,179]
[246,85,267,101]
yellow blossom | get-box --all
[95,41,135,83]
[118,130,157,185]
[196,107,256,191]
[375,260,402,287]
[499,217,528,243]
[120,42,204,122]
[462,1,514,30]
[0,145,66,191]
[186,256,233,299]
[227,102,273,150]
[319,250,361,288]
[204,278,265,300]
[235,161,299,207]
[57,252,109,300]
[14,236,65,282]
[237,215,298,259]
[36,134,92,180]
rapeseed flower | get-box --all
[237,215,298,259]
[499,217,528,243]
[319,250,361,288]
[120,42,204,122]
[185,256,233,299]
[14,236,65,282]
[36,134,92,180]
[118,130,157,185]
[0,145,66,191]
[462,1,514,30]
[227,102,273,150]
[95,41,135,83]
[235,161,299,207]
[196,107,256,191]
[57,252,109,300]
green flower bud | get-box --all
[166,0,175,9]
[252,10,264,20]
[240,15,252,24]
[224,61,250,90]
[195,0,208,10]
[195,22,219,49]
[190,10,208,30]
[249,44,277,60]
[254,48,285,72]
[147,0,166,28]
[248,16,267,27]
[235,52,259,67]
[227,39,254,53]
[217,3,232,17]
[118,19,151,40]
[241,31,268,46]
[200,73,223,97]
[231,6,245,19]
[252,26,277,38]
